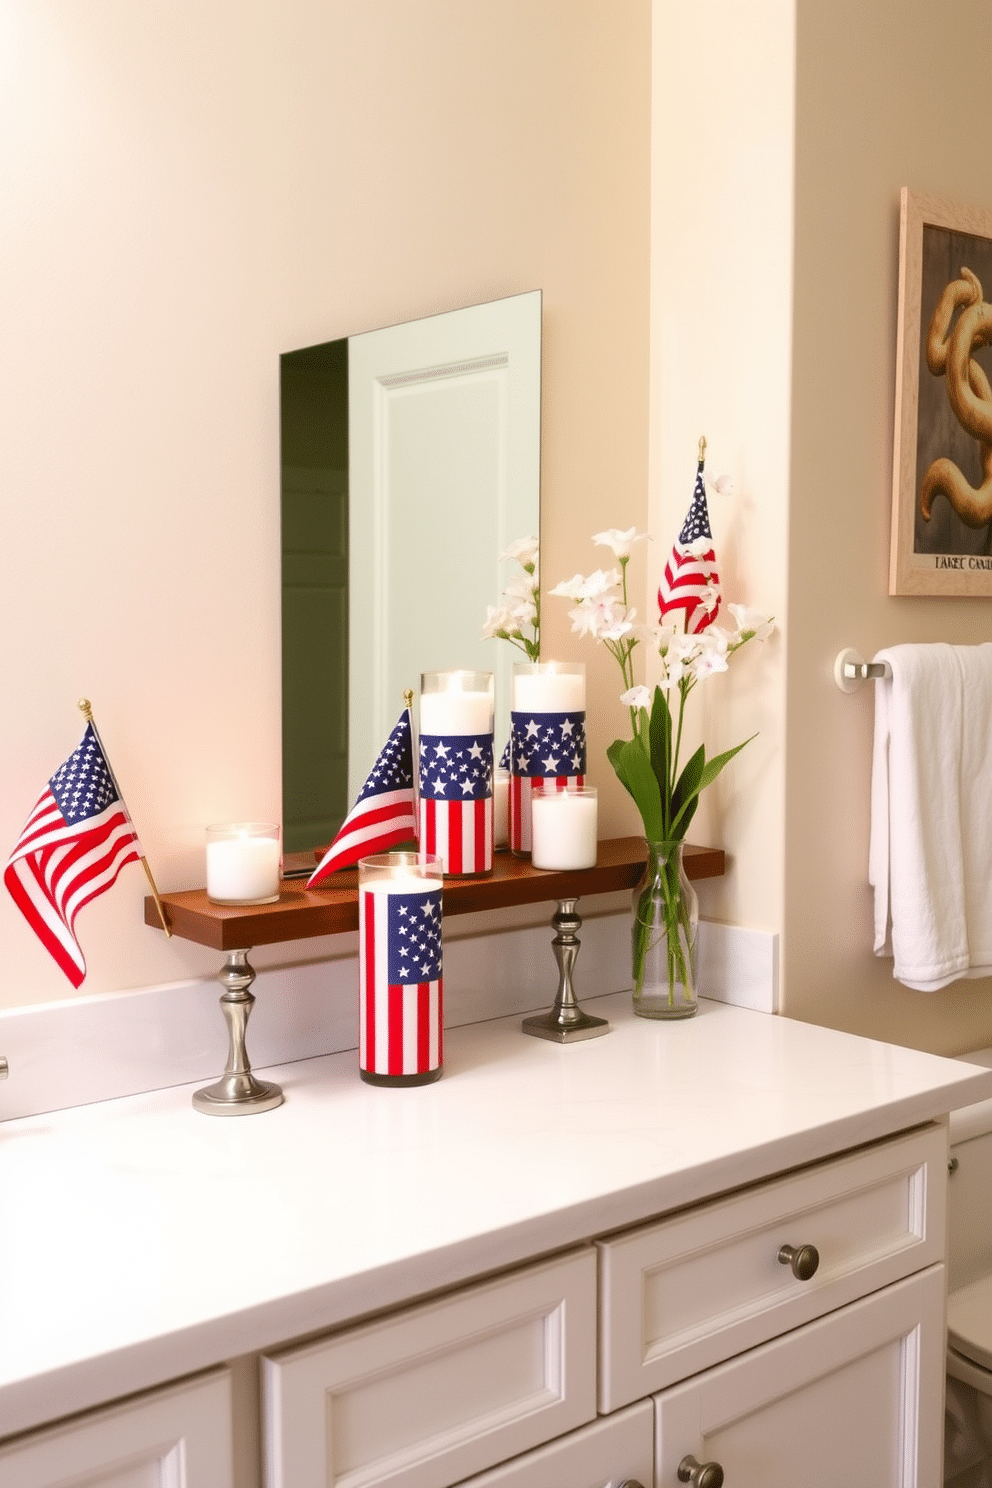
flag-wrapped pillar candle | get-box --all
[358,852,444,1087]
[509,662,586,855]
[418,671,494,876]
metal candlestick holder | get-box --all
[193,949,284,1115]
[522,898,610,1042]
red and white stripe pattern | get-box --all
[507,709,587,854]
[4,723,141,987]
[420,796,492,875]
[309,708,417,884]
[509,773,585,854]
[657,458,721,634]
[359,879,443,1080]
[418,730,493,876]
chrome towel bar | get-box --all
[834,649,893,693]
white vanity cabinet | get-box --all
[0,1369,234,1488]
[257,1124,947,1488]
[3,998,990,1488]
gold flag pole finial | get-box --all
[77,698,172,938]
[698,435,707,463]
[403,688,414,711]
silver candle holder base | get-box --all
[193,949,284,1115]
[522,897,610,1043]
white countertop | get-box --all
[2,992,991,1438]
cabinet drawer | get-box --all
[457,1400,653,1488]
[597,1124,946,1410]
[262,1247,597,1488]
[0,1370,233,1488]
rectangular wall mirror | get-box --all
[281,291,542,858]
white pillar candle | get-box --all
[358,852,444,1086]
[420,671,494,737]
[419,689,493,735]
[512,666,585,714]
[206,824,281,904]
[530,788,598,870]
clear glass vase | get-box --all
[631,839,699,1019]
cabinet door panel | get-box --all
[599,1124,945,1408]
[655,1267,945,1487]
[461,1400,653,1488]
[262,1248,597,1488]
[0,1371,232,1488]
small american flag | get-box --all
[657,458,721,633]
[419,732,493,876]
[309,708,417,884]
[4,722,141,987]
[508,710,586,853]
[360,881,443,1079]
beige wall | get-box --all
[0,0,650,1006]
[4,1,990,1057]
[786,0,991,1051]
[651,0,991,1055]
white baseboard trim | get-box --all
[0,911,778,1121]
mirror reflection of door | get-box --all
[281,292,541,860]
[281,337,349,854]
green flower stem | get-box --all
[632,842,695,1005]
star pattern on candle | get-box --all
[387,889,443,983]
[510,711,587,778]
[419,734,493,801]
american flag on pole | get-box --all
[4,723,142,988]
[657,458,721,634]
[360,881,443,1079]
[419,732,493,876]
[309,708,417,885]
[508,711,586,854]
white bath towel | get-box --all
[869,642,992,991]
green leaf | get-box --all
[609,733,666,841]
[669,733,757,837]
[648,688,673,810]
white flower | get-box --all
[566,602,604,639]
[691,628,730,679]
[599,607,635,641]
[550,567,620,602]
[550,573,588,601]
[500,535,539,566]
[503,573,539,602]
[686,536,716,560]
[620,685,653,711]
[707,473,735,498]
[727,603,774,642]
[592,526,648,559]
[481,604,512,638]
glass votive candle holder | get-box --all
[509,661,587,856]
[358,852,444,1086]
[418,670,495,877]
[205,822,281,905]
[530,786,598,871]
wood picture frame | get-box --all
[889,188,992,596]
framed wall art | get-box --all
[889,187,992,596]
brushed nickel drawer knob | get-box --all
[678,1454,724,1487]
[778,1241,820,1280]
[0,1056,8,1080]
[617,1481,646,1488]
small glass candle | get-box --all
[530,787,598,871]
[358,852,444,1086]
[509,661,587,856]
[206,822,281,905]
[419,670,495,876]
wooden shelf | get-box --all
[144,838,725,952]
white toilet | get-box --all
[945,1046,992,1487]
